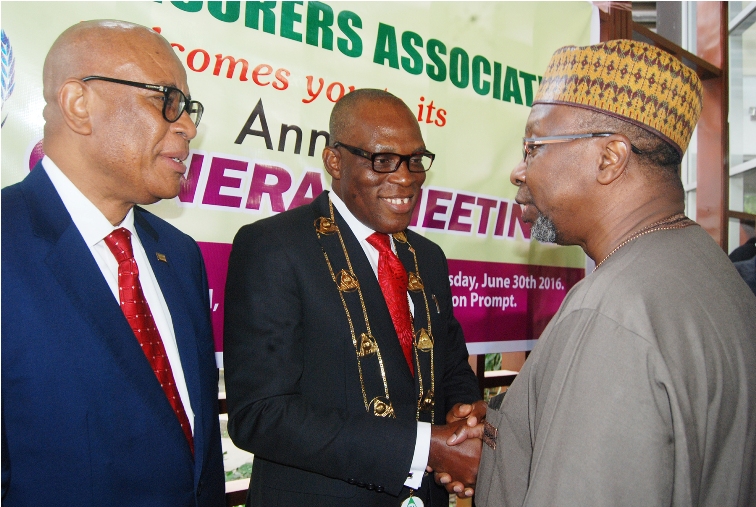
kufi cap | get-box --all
[533,39,703,158]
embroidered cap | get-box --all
[533,39,703,158]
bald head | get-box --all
[43,20,174,94]
[329,89,417,145]
[40,19,198,225]
[42,20,181,127]
[322,88,426,233]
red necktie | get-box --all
[105,228,194,455]
[367,232,414,375]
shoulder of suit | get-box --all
[1,183,28,237]
[2,175,46,232]
[236,200,319,239]
[2,169,37,205]
[1,180,24,211]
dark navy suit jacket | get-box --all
[1,163,224,506]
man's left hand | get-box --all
[445,400,487,445]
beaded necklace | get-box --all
[594,213,695,271]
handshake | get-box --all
[427,400,489,498]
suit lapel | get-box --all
[25,167,178,427]
[134,208,201,464]
[313,192,416,411]
[341,216,412,375]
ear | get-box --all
[58,79,92,135]
[322,145,342,180]
[596,136,631,185]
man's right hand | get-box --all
[427,420,482,497]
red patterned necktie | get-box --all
[367,232,415,375]
[104,228,194,455]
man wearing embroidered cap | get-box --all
[468,40,756,506]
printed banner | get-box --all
[1,1,594,362]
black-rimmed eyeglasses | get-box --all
[522,133,642,161]
[81,76,204,127]
[333,142,434,173]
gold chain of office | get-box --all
[315,199,435,421]
[594,213,696,271]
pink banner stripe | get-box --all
[198,242,232,354]
[447,259,584,343]
[199,242,584,353]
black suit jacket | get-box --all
[1,163,224,506]
[224,191,480,506]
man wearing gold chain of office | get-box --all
[224,89,485,507]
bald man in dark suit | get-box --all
[225,89,484,507]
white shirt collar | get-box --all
[329,190,377,242]
[42,155,135,245]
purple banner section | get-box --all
[448,259,584,345]
[198,242,232,354]
[198,242,584,355]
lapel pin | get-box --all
[156,253,167,263]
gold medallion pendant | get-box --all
[369,396,395,418]
[357,333,378,357]
[408,272,424,291]
[415,328,433,352]
[337,269,359,292]
[401,492,424,507]
[315,216,339,234]
[418,389,434,413]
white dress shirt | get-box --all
[329,191,430,489]
[42,156,194,433]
